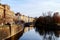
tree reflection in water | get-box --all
[35,28,60,40]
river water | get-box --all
[19,27,60,40]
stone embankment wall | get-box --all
[0,25,23,40]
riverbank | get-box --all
[0,24,23,40]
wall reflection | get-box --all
[5,29,24,40]
[23,27,34,33]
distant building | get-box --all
[28,17,35,22]
[15,12,35,23]
[15,12,21,24]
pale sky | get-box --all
[1,0,60,17]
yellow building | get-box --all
[20,15,34,23]
[24,16,29,23]
[20,15,24,21]
[20,15,35,23]
[0,4,15,24]
[28,17,35,22]
[0,4,4,19]
[15,12,35,23]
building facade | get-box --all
[15,12,35,23]
[0,4,15,24]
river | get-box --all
[18,27,60,40]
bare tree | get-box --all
[47,11,53,17]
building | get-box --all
[28,17,35,22]
[15,12,35,23]
[0,4,15,24]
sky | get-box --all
[1,0,60,17]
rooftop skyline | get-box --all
[1,0,60,17]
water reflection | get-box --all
[5,30,24,40]
[35,27,60,40]
[23,27,33,33]
[19,28,42,40]
[19,27,60,40]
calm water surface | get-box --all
[19,27,60,40]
